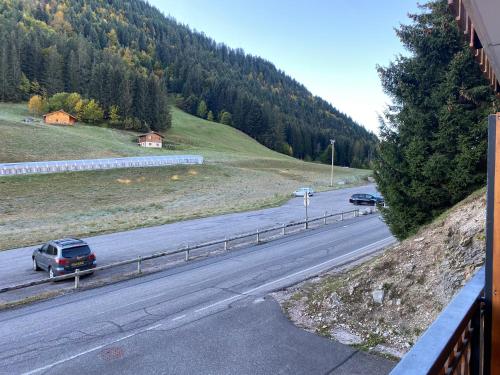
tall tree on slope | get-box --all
[375,0,498,239]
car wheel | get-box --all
[49,267,54,279]
[32,258,40,271]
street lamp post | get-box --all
[330,139,335,187]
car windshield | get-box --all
[62,245,91,258]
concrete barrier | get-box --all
[0,155,204,176]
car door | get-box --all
[37,244,49,270]
[46,245,57,270]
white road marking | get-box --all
[22,331,136,375]
[171,314,186,321]
[22,235,394,375]
[145,323,162,331]
[194,295,240,313]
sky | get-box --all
[149,0,421,134]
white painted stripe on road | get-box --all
[22,331,137,375]
[145,323,163,331]
[171,314,186,321]
[194,295,240,314]
[22,236,395,375]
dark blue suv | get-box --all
[349,193,384,206]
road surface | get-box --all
[0,184,379,288]
[0,213,395,374]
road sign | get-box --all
[303,194,310,207]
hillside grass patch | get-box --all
[0,103,371,249]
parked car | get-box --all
[293,187,314,197]
[32,238,96,279]
[349,193,384,206]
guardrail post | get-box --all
[224,237,228,251]
[74,269,80,289]
[185,248,190,261]
[324,211,327,225]
[257,229,260,243]
[355,209,359,217]
[137,256,142,274]
[282,223,286,236]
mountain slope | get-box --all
[0,102,281,163]
[0,0,376,166]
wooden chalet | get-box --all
[43,110,77,126]
[137,131,164,148]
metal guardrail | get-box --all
[0,208,372,293]
[391,266,485,375]
[0,155,204,176]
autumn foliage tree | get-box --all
[28,95,45,115]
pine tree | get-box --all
[207,110,214,121]
[197,100,208,119]
[42,46,64,96]
[375,1,498,239]
[220,111,232,125]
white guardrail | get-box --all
[0,207,380,293]
[0,155,204,176]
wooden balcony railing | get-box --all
[391,267,485,375]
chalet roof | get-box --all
[137,131,164,139]
[43,109,78,120]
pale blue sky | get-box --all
[149,0,421,134]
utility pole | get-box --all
[330,139,335,187]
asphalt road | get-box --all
[0,214,395,374]
[0,184,379,288]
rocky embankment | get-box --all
[274,189,486,358]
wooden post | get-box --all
[486,113,500,374]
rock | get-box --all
[414,237,425,243]
[403,263,416,273]
[348,285,355,295]
[373,344,406,359]
[460,236,472,247]
[331,328,363,345]
[372,289,385,304]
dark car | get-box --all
[349,193,384,206]
[32,238,96,279]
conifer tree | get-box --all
[375,1,498,239]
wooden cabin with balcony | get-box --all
[137,131,164,148]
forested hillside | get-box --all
[375,1,499,239]
[0,0,376,166]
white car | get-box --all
[293,187,314,197]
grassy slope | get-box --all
[0,103,371,249]
[0,103,279,162]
